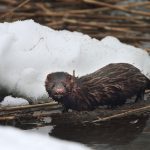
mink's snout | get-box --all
[51,83,66,100]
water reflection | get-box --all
[50,115,150,150]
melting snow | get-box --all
[0,126,90,150]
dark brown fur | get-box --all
[45,63,150,111]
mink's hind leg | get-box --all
[135,89,145,103]
[107,98,126,109]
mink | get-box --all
[45,63,150,112]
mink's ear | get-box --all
[46,74,51,81]
[66,74,72,81]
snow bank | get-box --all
[0,126,90,150]
[0,19,149,104]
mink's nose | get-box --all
[52,87,66,100]
[55,88,65,94]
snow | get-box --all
[0,126,90,150]
[0,19,149,104]
[1,96,29,106]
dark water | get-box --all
[21,114,150,150]
[50,115,150,150]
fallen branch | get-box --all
[91,104,150,123]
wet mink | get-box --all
[45,63,150,112]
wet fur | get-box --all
[45,63,150,111]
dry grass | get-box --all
[0,0,149,48]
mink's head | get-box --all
[45,72,75,101]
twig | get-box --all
[0,102,59,111]
[0,116,15,121]
[83,0,150,16]
[0,0,30,19]
[63,18,137,33]
[122,1,150,8]
[91,104,150,123]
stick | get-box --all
[0,116,15,121]
[0,0,30,19]
[63,18,136,33]
[91,104,150,123]
[122,1,150,8]
[0,102,59,111]
[83,0,150,16]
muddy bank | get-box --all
[0,92,149,128]
[51,95,150,125]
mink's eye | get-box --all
[62,82,67,88]
[64,82,72,92]
[48,83,55,89]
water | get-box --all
[24,114,150,150]
[50,115,150,150]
